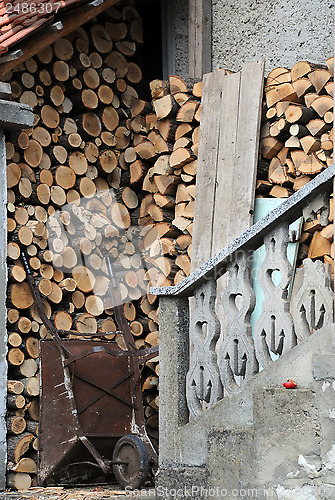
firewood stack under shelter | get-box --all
[4,2,167,489]
[3,0,334,486]
[259,58,334,274]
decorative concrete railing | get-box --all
[152,164,335,421]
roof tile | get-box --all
[0,0,88,54]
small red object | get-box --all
[283,379,297,389]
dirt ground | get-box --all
[0,486,155,500]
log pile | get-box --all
[259,57,334,277]
[136,75,201,285]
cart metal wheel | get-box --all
[112,434,149,489]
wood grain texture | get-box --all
[228,60,265,237]
[191,70,226,270]
[192,61,265,269]
[211,71,241,255]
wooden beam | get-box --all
[188,0,211,79]
[0,0,119,79]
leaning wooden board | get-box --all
[191,60,265,269]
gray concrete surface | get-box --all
[0,130,7,492]
[0,100,34,130]
[158,296,189,466]
[211,0,334,73]
[157,323,335,499]
[0,98,33,491]
[173,1,334,76]
[173,0,189,78]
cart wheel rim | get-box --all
[112,434,149,489]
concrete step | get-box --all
[158,324,335,499]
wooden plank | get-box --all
[211,71,241,255]
[192,61,264,270]
[191,70,226,270]
[0,0,119,78]
[211,72,241,325]
[188,0,212,79]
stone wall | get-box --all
[212,0,334,72]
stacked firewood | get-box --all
[136,75,201,285]
[259,56,334,277]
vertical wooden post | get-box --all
[188,0,212,78]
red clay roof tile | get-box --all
[0,0,89,55]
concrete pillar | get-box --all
[158,295,189,465]
[0,84,33,490]
[0,128,7,491]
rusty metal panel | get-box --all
[39,340,142,486]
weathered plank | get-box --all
[192,61,265,270]
[188,0,212,78]
[232,60,265,233]
[191,70,226,270]
[211,71,241,255]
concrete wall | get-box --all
[212,0,334,73]
[174,0,333,77]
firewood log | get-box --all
[6,472,32,490]
[6,416,26,436]
[10,457,37,474]
[11,359,38,379]
[7,433,34,464]
[7,380,24,396]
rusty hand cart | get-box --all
[22,252,158,489]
